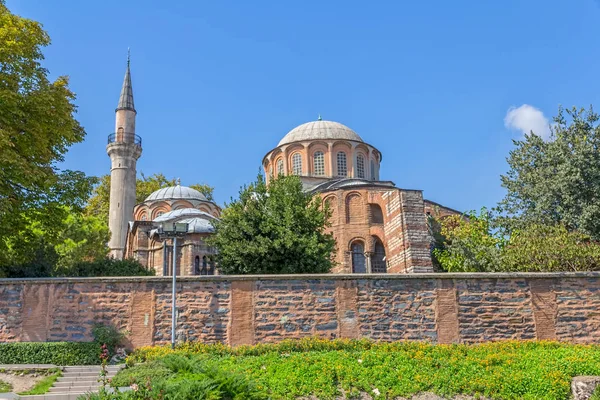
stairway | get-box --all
[18,365,124,400]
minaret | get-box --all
[107,51,142,259]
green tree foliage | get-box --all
[85,173,215,222]
[432,210,504,272]
[502,224,600,272]
[0,2,95,260]
[497,106,600,239]
[208,174,336,274]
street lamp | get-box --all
[156,222,188,349]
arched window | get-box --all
[208,256,215,275]
[351,242,366,273]
[337,152,347,177]
[276,158,284,176]
[371,237,387,273]
[201,256,208,275]
[370,160,376,180]
[140,213,147,221]
[313,151,325,176]
[194,256,200,275]
[269,165,273,178]
[292,153,302,175]
[356,154,365,178]
[370,204,384,224]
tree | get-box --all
[0,2,92,259]
[85,173,214,222]
[208,174,336,274]
[432,209,504,272]
[497,106,600,239]
[0,206,109,277]
[502,224,600,272]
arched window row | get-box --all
[194,255,215,275]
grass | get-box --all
[590,387,600,400]
[17,369,62,396]
[0,379,12,393]
[118,338,600,400]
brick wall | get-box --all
[1,273,599,346]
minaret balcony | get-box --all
[108,132,142,147]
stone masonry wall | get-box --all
[1,273,599,347]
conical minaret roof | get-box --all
[116,51,135,112]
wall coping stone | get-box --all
[1,271,599,284]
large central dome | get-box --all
[278,120,363,146]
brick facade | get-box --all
[322,187,434,274]
[1,273,599,346]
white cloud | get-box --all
[504,104,552,140]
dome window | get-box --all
[337,152,347,177]
[370,160,376,180]
[276,158,284,176]
[313,151,325,176]
[292,153,302,175]
[356,154,365,179]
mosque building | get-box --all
[107,58,459,276]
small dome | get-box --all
[179,217,215,233]
[145,185,207,202]
[278,120,363,146]
[153,208,215,223]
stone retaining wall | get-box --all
[0,273,599,347]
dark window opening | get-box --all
[371,238,387,273]
[351,242,366,273]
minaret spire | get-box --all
[107,50,142,259]
[117,49,135,112]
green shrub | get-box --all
[0,342,99,365]
[110,361,172,388]
[56,258,154,277]
[123,339,600,400]
[92,324,126,353]
[94,354,266,400]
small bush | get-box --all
[110,361,172,388]
[92,324,126,353]
[0,342,99,365]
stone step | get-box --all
[63,366,121,372]
[59,372,101,378]
[49,385,100,393]
[54,380,99,388]
[19,394,89,400]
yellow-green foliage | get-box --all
[0,379,11,393]
[502,224,600,272]
[123,338,600,400]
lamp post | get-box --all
[157,221,188,349]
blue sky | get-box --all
[7,0,600,210]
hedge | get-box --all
[0,342,100,365]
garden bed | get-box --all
[105,339,600,400]
[0,368,61,395]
